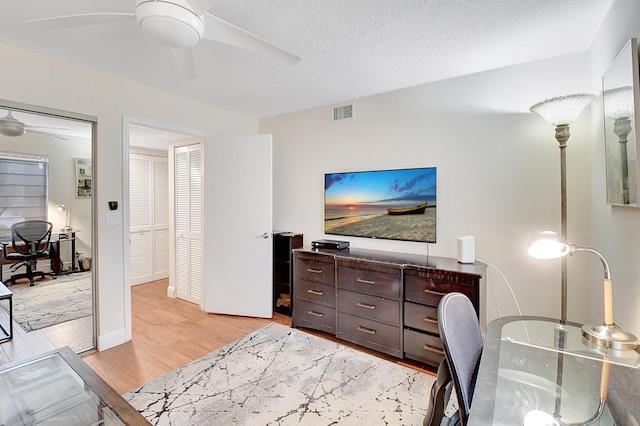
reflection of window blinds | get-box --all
[0,153,48,240]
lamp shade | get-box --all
[527,231,571,259]
[603,86,634,120]
[56,203,67,212]
[530,94,595,126]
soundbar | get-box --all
[311,239,350,250]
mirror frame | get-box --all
[0,98,98,352]
[603,38,640,206]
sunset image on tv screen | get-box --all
[324,167,436,243]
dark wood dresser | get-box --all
[292,247,485,367]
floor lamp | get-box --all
[604,86,634,204]
[529,94,595,322]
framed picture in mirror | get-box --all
[75,158,92,197]
[603,38,640,206]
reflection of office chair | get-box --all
[438,292,483,426]
[1,220,55,286]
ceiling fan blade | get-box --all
[186,0,221,17]
[203,13,300,65]
[169,47,198,79]
[27,130,69,141]
[26,13,134,30]
[25,125,71,131]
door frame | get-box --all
[123,116,205,341]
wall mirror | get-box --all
[603,38,640,206]
[0,99,95,354]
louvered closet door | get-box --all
[153,159,169,278]
[174,144,203,304]
[130,156,152,284]
[130,154,169,285]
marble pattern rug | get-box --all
[124,323,434,425]
[6,272,92,331]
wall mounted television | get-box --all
[324,167,437,243]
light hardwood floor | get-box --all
[3,279,435,395]
[0,287,94,365]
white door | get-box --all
[174,144,203,304]
[204,135,272,318]
[130,154,169,285]
[129,155,152,284]
[152,159,170,279]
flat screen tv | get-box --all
[324,167,436,243]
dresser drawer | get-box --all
[294,254,335,285]
[337,312,401,357]
[295,281,335,307]
[404,301,439,334]
[404,274,474,307]
[293,299,336,334]
[403,328,445,367]
[337,289,400,326]
[336,265,401,299]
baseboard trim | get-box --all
[98,328,127,351]
[167,285,176,298]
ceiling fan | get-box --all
[0,110,70,140]
[27,0,301,78]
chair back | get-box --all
[424,358,459,426]
[438,292,483,426]
[11,220,53,255]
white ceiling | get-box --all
[0,0,615,120]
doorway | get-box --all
[124,118,205,338]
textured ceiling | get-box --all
[0,0,615,119]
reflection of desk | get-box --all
[469,316,640,425]
[0,346,150,425]
[51,230,81,274]
[0,230,81,281]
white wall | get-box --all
[0,131,91,245]
[588,0,640,337]
[262,1,640,336]
[0,42,258,349]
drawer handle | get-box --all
[357,326,376,335]
[424,289,446,296]
[307,310,325,317]
[307,268,323,274]
[356,278,376,285]
[423,317,438,324]
[423,345,445,355]
[307,289,324,296]
[356,302,376,310]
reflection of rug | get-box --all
[124,323,434,425]
[4,272,92,331]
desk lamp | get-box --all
[528,231,638,350]
[55,203,72,232]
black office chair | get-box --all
[438,292,483,426]
[424,358,460,426]
[2,220,56,286]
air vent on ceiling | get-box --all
[332,103,354,122]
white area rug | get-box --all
[6,272,92,331]
[124,323,434,425]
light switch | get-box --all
[107,212,121,226]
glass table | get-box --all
[468,316,640,425]
[0,347,149,425]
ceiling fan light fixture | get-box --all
[136,0,204,48]
[0,111,27,137]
